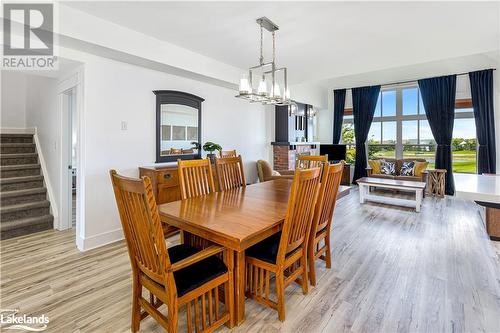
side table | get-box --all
[425,169,447,197]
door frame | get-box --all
[58,68,85,249]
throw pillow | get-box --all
[400,161,415,176]
[272,170,281,176]
[380,161,396,175]
[368,159,383,174]
[414,161,429,177]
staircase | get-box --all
[0,133,53,240]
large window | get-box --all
[341,85,477,173]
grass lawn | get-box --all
[368,149,477,173]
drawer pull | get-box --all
[164,173,172,180]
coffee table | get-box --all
[357,177,426,212]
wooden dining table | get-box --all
[158,178,350,326]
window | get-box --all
[355,86,476,173]
[452,118,477,173]
[367,90,396,159]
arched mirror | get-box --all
[154,90,203,163]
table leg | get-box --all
[359,184,366,203]
[415,189,423,212]
[234,250,246,325]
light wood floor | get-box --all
[1,189,499,333]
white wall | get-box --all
[1,71,27,128]
[24,75,61,213]
[63,49,269,249]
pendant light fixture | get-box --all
[236,17,291,106]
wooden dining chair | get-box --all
[110,170,234,333]
[307,161,344,286]
[245,167,322,321]
[178,158,216,200]
[219,150,237,158]
[178,159,217,249]
[215,155,246,191]
[296,154,328,169]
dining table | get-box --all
[158,178,350,326]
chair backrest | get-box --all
[278,167,322,261]
[220,150,237,158]
[110,170,171,285]
[256,159,273,182]
[297,155,328,169]
[311,162,344,236]
[178,158,216,200]
[215,155,246,191]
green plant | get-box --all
[190,141,201,150]
[202,141,222,153]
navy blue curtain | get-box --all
[469,69,496,174]
[352,85,381,183]
[418,75,456,195]
[332,89,346,144]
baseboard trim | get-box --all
[77,228,124,252]
[0,127,36,134]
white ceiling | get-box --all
[66,1,500,85]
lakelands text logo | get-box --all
[2,2,58,70]
[0,309,49,331]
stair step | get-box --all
[1,200,50,222]
[0,175,44,192]
[1,143,36,154]
[0,134,33,144]
[0,215,53,240]
[0,187,47,205]
[0,164,41,178]
[0,153,38,166]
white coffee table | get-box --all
[357,177,426,212]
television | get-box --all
[319,144,347,162]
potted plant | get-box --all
[190,141,201,152]
[203,141,222,163]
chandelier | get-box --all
[236,17,291,106]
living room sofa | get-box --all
[366,158,428,182]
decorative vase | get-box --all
[207,153,216,164]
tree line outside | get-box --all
[341,124,477,173]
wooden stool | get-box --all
[426,169,446,197]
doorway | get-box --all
[59,70,82,238]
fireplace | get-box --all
[272,142,319,171]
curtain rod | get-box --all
[340,68,497,90]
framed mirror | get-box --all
[154,90,204,163]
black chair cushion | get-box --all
[168,244,228,297]
[246,232,282,264]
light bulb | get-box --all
[272,83,281,98]
[257,78,267,96]
[239,75,251,94]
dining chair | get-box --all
[215,155,246,191]
[178,158,217,250]
[219,150,237,158]
[110,170,234,333]
[296,154,328,169]
[307,161,344,286]
[177,158,216,200]
[245,167,322,321]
